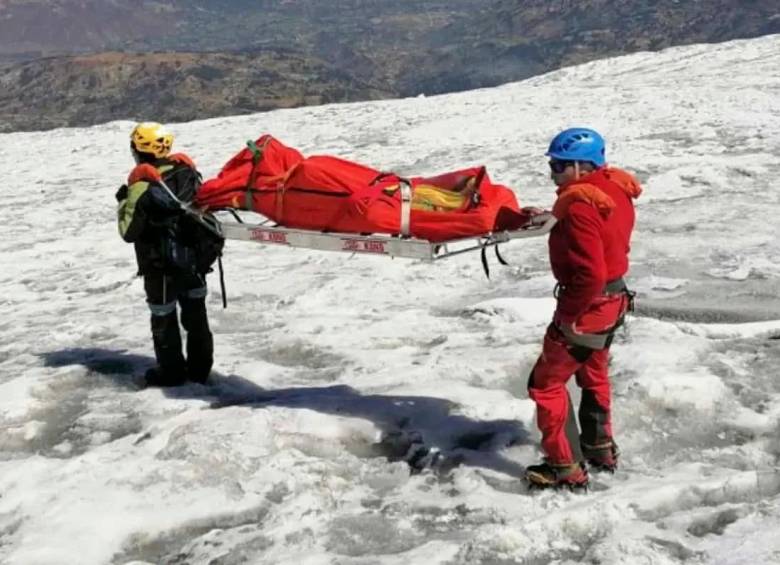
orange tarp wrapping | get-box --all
[196,134,529,242]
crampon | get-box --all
[582,441,620,473]
[524,461,589,491]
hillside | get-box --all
[0,51,390,132]
[0,0,778,131]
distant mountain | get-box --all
[0,51,391,132]
[1,0,778,131]
[0,0,486,59]
[470,0,780,69]
[0,0,174,59]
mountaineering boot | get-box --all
[180,296,213,384]
[525,461,589,490]
[150,311,187,379]
[582,440,620,473]
[144,367,187,387]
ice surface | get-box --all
[1,34,780,564]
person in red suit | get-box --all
[525,128,642,489]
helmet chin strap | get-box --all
[574,161,581,180]
[131,145,157,165]
[130,143,141,165]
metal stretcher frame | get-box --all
[217,212,557,262]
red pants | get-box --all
[528,324,613,464]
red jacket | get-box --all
[548,167,642,326]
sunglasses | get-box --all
[548,160,575,174]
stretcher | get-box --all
[215,210,556,262]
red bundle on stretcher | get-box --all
[196,134,530,242]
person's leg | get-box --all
[527,325,585,464]
[144,274,186,385]
[178,274,213,384]
[576,347,618,469]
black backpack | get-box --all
[162,165,225,275]
[183,212,225,274]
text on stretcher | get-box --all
[249,228,289,244]
[342,239,387,254]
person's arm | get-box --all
[117,163,175,242]
[145,183,182,216]
[554,202,607,326]
[117,180,151,242]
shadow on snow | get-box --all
[41,347,532,479]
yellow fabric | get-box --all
[383,181,472,212]
[412,184,468,211]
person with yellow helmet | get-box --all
[116,122,217,387]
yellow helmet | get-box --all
[130,122,174,159]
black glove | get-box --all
[115,184,128,202]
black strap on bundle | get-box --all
[480,244,511,279]
[369,171,397,185]
[217,256,227,309]
[470,167,486,207]
[495,245,509,267]
[228,209,244,224]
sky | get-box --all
[0,34,779,565]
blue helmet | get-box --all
[546,127,606,167]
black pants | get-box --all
[144,272,213,384]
